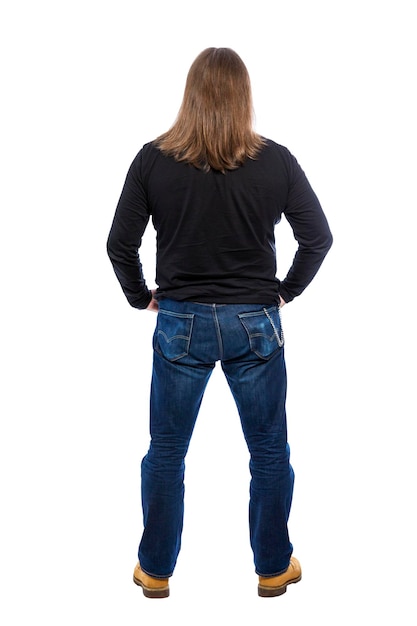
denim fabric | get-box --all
[138,299,294,578]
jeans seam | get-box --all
[211,305,224,360]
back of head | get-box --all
[156,47,265,172]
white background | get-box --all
[1,0,416,623]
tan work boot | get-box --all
[133,563,170,598]
[258,556,302,597]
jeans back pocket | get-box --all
[154,309,195,361]
[238,306,284,359]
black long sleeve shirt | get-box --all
[107,139,332,309]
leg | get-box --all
[221,308,294,576]
[139,315,214,578]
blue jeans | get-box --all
[139,299,294,578]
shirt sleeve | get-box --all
[279,152,333,303]
[107,151,152,309]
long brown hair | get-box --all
[155,48,265,173]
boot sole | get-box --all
[133,575,170,598]
[258,573,302,597]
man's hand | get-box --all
[279,295,286,308]
[146,290,159,312]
